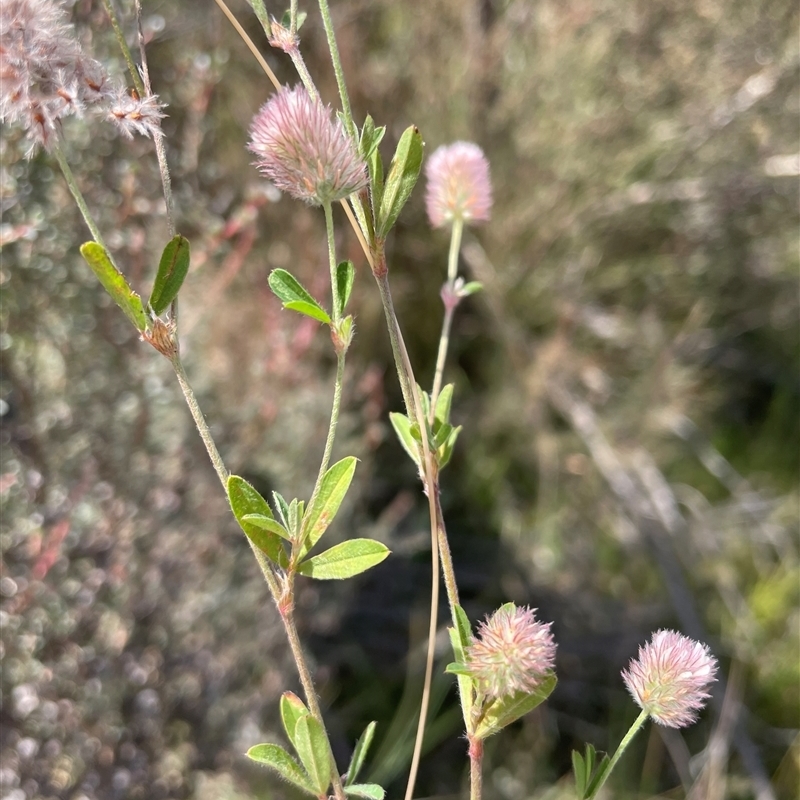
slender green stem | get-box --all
[430,218,464,414]
[317,0,357,141]
[170,355,230,490]
[288,48,320,102]
[588,709,649,799]
[281,604,347,800]
[100,0,145,96]
[324,202,341,324]
[289,0,299,35]
[53,142,108,250]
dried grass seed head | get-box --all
[248,85,368,206]
[622,629,718,728]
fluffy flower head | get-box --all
[622,630,718,728]
[425,141,492,228]
[249,86,368,206]
[465,604,556,699]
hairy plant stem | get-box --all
[53,142,109,252]
[100,0,144,96]
[133,0,175,239]
[430,218,464,413]
[372,248,461,800]
[588,709,649,799]
[469,736,483,800]
[281,599,347,800]
[169,355,229,489]
[324,202,341,324]
[288,47,320,102]
[317,0,357,141]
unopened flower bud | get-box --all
[248,86,368,207]
[425,141,492,228]
[622,630,718,728]
[466,604,556,699]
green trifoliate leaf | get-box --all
[280,692,311,748]
[377,125,423,239]
[80,242,147,331]
[247,743,314,793]
[299,456,357,557]
[269,269,330,324]
[293,715,333,795]
[474,673,557,740]
[227,476,288,568]
[345,721,377,787]
[149,234,190,315]
[389,412,421,467]
[297,539,390,580]
[335,260,355,318]
[345,785,385,800]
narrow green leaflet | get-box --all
[360,115,385,222]
[376,125,423,239]
[293,715,333,796]
[437,425,462,469]
[227,476,287,567]
[241,513,292,541]
[299,456,357,557]
[149,234,190,315]
[281,691,310,748]
[269,269,330,323]
[449,604,475,722]
[572,749,589,799]
[389,412,421,467]
[345,721,377,786]
[461,281,483,296]
[584,750,612,800]
[345,785,385,800]
[283,300,332,325]
[335,260,355,319]
[434,383,454,428]
[273,492,291,529]
[474,673,557,740]
[80,242,147,331]
[247,743,314,793]
[297,539,390,580]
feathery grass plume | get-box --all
[0,0,165,155]
[0,0,113,155]
[622,629,718,728]
[425,141,493,228]
[465,604,556,699]
[248,85,368,206]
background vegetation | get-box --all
[1,0,798,798]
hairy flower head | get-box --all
[425,141,492,228]
[248,86,368,206]
[622,630,718,728]
[465,604,556,699]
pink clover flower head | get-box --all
[465,604,556,699]
[622,629,718,728]
[425,141,492,228]
[248,86,368,206]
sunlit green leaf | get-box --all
[389,412,421,466]
[335,260,355,318]
[434,384,454,427]
[269,269,329,322]
[297,539,390,580]
[227,476,287,567]
[149,235,190,315]
[293,715,332,795]
[247,743,314,793]
[345,784,385,800]
[345,721,377,787]
[474,673,557,739]
[281,692,310,748]
[80,242,147,331]
[283,300,331,324]
[299,457,357,557]
[377,125,423,239]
